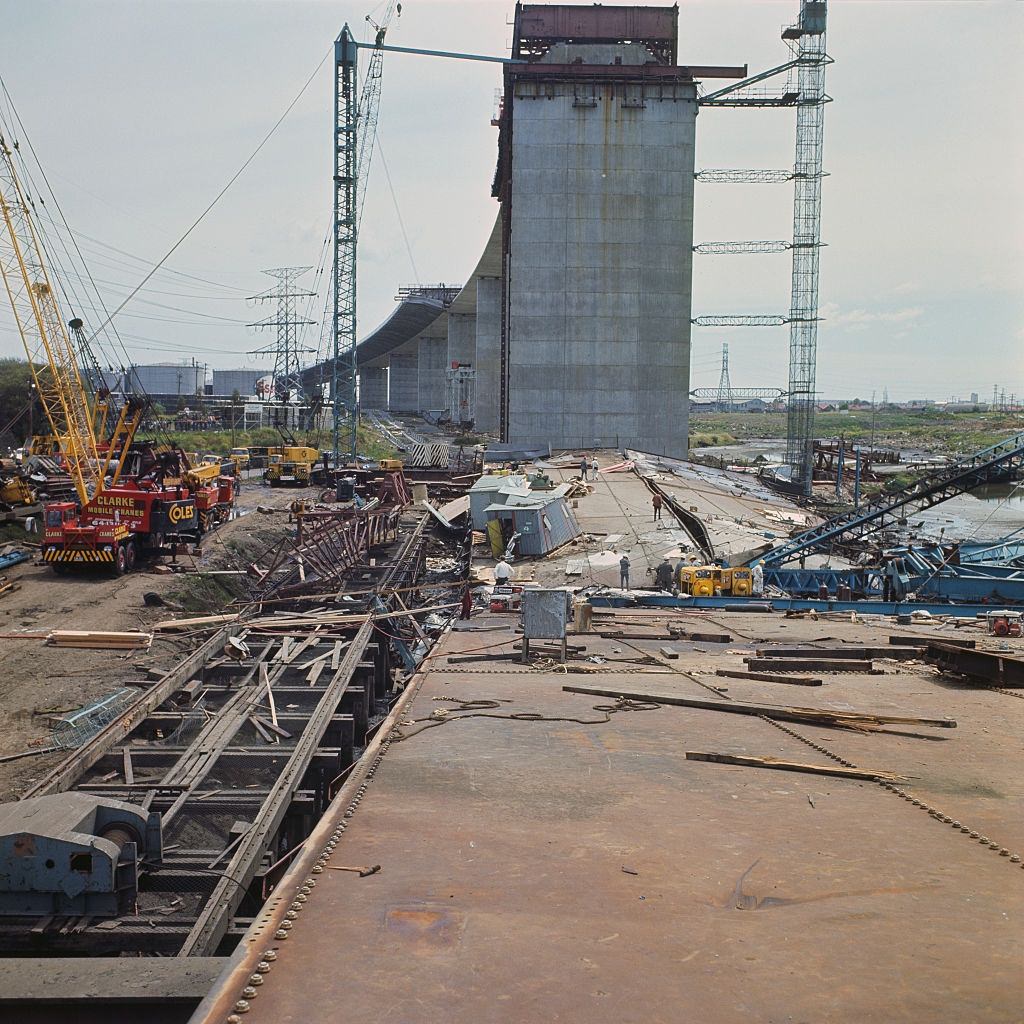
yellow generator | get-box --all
[678,566,716,597]
[379,458,404,471]
[678,565,752,596]
[721,568,753,596]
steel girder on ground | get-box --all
[259,506,405,597]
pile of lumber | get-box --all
[47,630,152,651]
[0,575,20,599]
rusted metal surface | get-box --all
[192,618,1024,1023]
[514,3,680,64]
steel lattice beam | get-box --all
[695,169,795,183]
[694,240,791,254]
[692,315,789,327]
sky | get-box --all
[0,0,1020,402]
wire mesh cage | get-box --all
[51,687,139,750]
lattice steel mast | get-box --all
[715,343,733,412]
[696,0,831,494]
[248,267,316,402]
[785,1,829,495]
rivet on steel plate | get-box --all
[274,929,289,939]
[234,1000,251,1013]
[961,827,971,833]
[256,961,271,972]
[286,910,298,920]
[304,878,315,886]
[290,902,302,911]
[296,894,307,903]
[1011,855,1021,863]
[263,951,278,960]
[999,849,1010,856]
[249,975,264,986]
[227,1016,243,1024]
[242,986,258,999]
[989,842,1000,850]
[280,920,293,930]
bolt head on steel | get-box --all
[249,974,264,986]
[242,986,258,999]
[234,1000,251,1013]
[227,1016,244,1024]
[312,865,323,873]
[275,929,289,939]
[257,961,271,972]
[286,910,299,920]
[264,951,278,960]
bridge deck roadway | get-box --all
[201,614,1024,1024]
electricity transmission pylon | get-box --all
[248,267,316,402]
[715,343,733,412]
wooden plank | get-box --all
[330,640,343,670]
[715,668,822,687]
[122,749,134,786]
[562,684,958,730]
[306,661,327,687]
[152,614,238,633]
[248,715,275,744]
[686,750,905,782]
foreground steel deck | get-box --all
[193,614,1024,1023]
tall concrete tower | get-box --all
[493,3,696,457]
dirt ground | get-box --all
[0,473,298,800]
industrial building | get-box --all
[210,368,266,398]
[350,4,743,458]
[124,362,206,399]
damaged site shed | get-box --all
[483,485,582,557]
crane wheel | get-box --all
[113,544,128,575]
[125,541,138,572]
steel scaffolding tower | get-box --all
[333,27,359,473]
[247,267,316,402]
[785,2,829,495]
[715,343,733,412]
[697,0,831,495]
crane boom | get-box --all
[0,133,99,505]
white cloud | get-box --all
[819,302,924,330]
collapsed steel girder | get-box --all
[762,432,1024,566]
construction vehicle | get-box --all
[229,447,250,470]
[264,446,319,487]
[0,130,212,573]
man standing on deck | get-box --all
[655,557,674,591]
[495,559,513,586]
[580,456,589,481]
[652,492,663,521]
[619,553,631,590]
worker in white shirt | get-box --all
[752,561,764,596]
[495,559,513,586]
